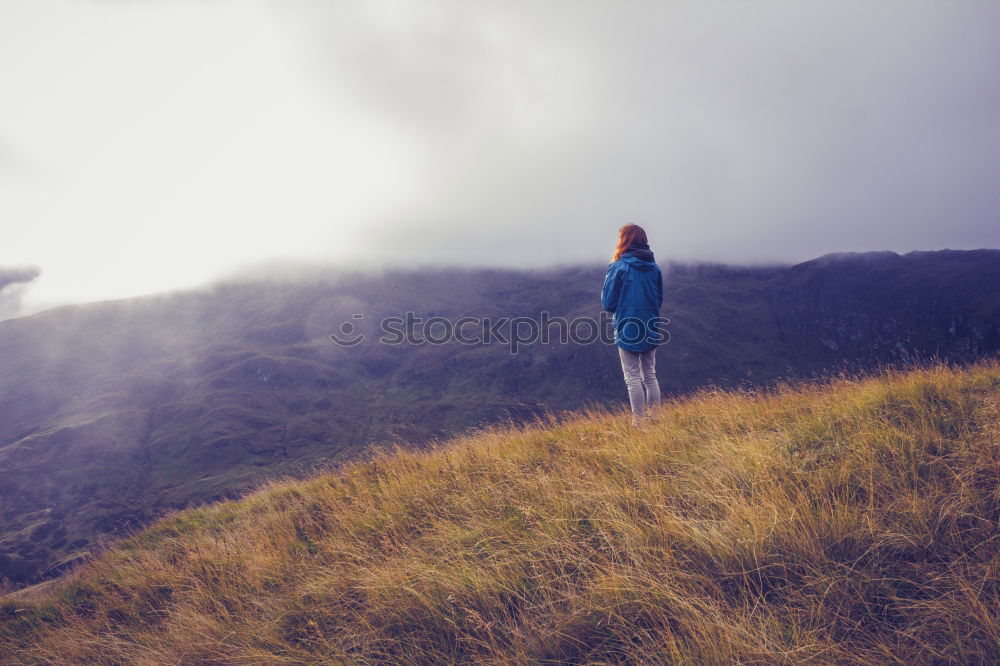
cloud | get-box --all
[278,0,1000,266]
[0,266,41,320]
[3,1,1000,311]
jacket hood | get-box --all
[621,244,656,269]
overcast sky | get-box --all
[2,0,999,315]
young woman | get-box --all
[601,224,665,425]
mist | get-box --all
[2,0,999,315]
[0,266,41,320]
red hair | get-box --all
[612,224,648,261]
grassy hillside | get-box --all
[3,362,998,664]
[2,250,999,590]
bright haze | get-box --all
[2,1,999,316]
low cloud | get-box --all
[0,266,41,320]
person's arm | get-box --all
[601,263,624,312]
[656,269,663,310]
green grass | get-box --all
[2,361,999,664]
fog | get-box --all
[2,0,999,317]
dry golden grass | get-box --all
[2,362,999,664]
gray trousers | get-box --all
[618,347,661,422]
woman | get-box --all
[601,224,665,425]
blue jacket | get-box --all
[601,250,665,352]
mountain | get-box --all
[3,362,997,663]
[0,249,998,588]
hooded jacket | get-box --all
[601,244,665,352]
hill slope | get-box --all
[3,362,998,664]
[1,249,999,590]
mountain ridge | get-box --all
[1,249,998,589]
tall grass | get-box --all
[2,362,998,664]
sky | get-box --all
[2,0,999,316]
